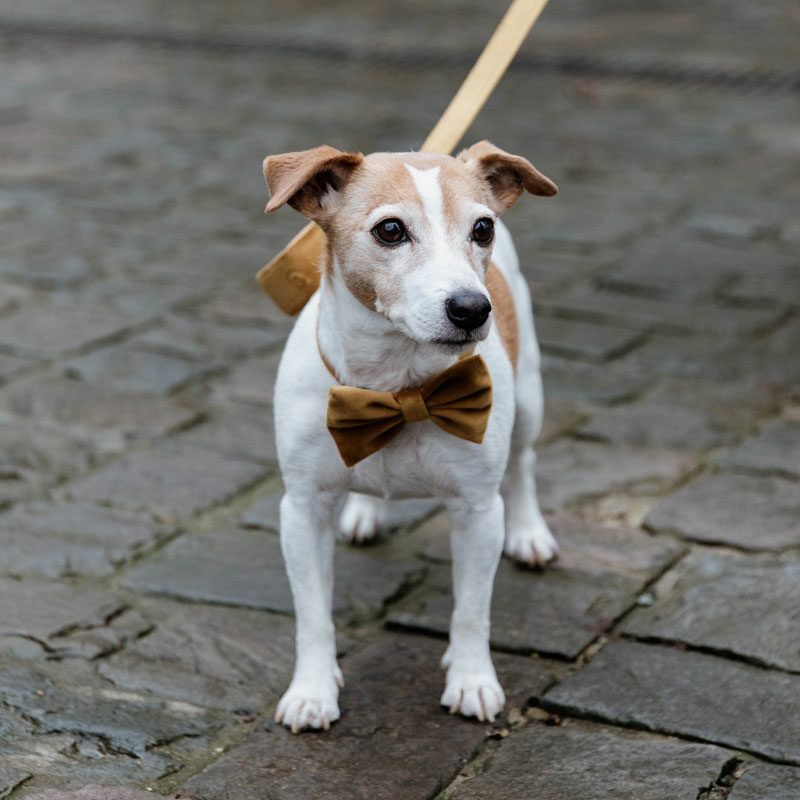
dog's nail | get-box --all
[322,716,330,731]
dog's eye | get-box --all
[372,219,407,245]
[472,218,494,245]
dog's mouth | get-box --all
[428,335,480,354]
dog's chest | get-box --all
[344,425,478,499]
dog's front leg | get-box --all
[441,493,505,722]
[275,490,342,733]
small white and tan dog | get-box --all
[263,141,559,733]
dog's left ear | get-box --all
[263,145,363,221]
[458,141,557,213]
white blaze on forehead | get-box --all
[404,164,446,238]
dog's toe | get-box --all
[339,492,384,544]
[505,520,559,567]
[275,681,340,733]
[441,672,505,722]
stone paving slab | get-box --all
[544,640,800,764]
[208,350,282,409]
[731,762,800,800]
[0,664,223,758]
[63,344,213,395]
[165,407,276,466]
[536,439,697,511]
[179,633,563,800]
[0,502,173,579]
[0,302,149,360]
[98,599,296,712]
[722,419,800,480]
[0,374,201,447]
[390,516,683,658]
[448,720,732,800]
[0,768,31,799]
[599,235,793,300]
[534,315,646,363]
[645,472,800,550]
[0,578,148,660]
[540,356,647,407]
[64,445,269,520]
[536,284,784,336]
[26,788,164,800]
[624,548,800,673]
[578,400,728,450]
[122,526,422,621]
[0,424,95,505]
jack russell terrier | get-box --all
[263,141,558,732]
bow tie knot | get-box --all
[325,354,493,467]
[395,387,431,424]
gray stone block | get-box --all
[66,445,270,520]
[545,641,800,764]
[0,302,148,359]
[723,419,800,480]
[731,762,800,800]
[625,549,800,672]
[122,526,422,621]
[0,577,148,659]
[645,473,800,550]
[537,439,697,511]
[0,374,201,446]
[0,502,173,578]
[450,721,731,800]
[535,315,646,363]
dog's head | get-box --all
[264,142,556,349]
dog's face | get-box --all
[264,142,556,349]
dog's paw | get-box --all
[441,670,505,723]
[339,492,384,544]
[505,516,559,567]
[275,676,341,733]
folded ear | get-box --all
[263,145,363,221]
[458,140,557,213]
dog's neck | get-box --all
[317,263,459,393]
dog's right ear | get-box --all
[263,146,363,221]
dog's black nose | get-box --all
[445,291,492,331]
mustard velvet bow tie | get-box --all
[324,354,493,467]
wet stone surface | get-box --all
[624,548,800,672]
[731,762,800,800]
[544,641,800,764]
[448,721,731,800]
[0,502,173,578]
[645,472,800,550]
[122,526,423,621]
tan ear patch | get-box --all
[458,140,557,213]
[263,146,363,221]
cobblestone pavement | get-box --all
[0,1,798,798]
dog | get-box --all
[263,141,559,732]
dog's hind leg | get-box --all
[501,354,558,567]
[441,493,505,721]
[275,489,342,732]
[339,492,386,543]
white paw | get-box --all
[339,492,384,544]
[441,670,505,723]
[275,672,341,733]
[505,516,559,567]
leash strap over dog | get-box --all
[256,0,550,314]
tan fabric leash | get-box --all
[256,0,550,314]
